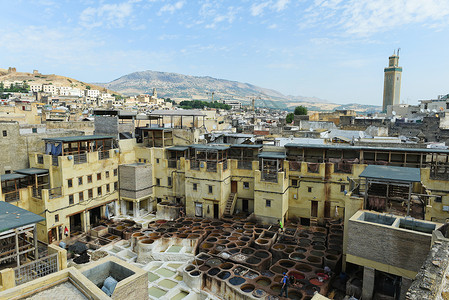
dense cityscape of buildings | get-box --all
[1,55,449,300]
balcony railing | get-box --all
[98,150,110,160]
[4,190,20,202]
[207,162,217,172]
[289,161,301,171]
[48,187,62,199]
[52,156,59,166]
[238,160,252,170]
[261,172,278,183]
[73,153,87,164]
[223,160,228,170]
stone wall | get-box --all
[119,163,152,200]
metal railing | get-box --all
[74,153,87,164]
[98,150,110,160]
[237,160,252,170]
[33,187,42,198]
[190,160,200,170]
[207,162,217,172]
[14,253,59,286]
[48,187,62,199]
[261,172,278,183]
[223,160,228,170]
[52,156,59,166]
[4,190,19,202]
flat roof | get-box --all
[14,168,49,176]
[43,135,114,143]
[149,110,206,117]
[167,146,189,151]
[190,144,230,151]
[1,173,27,182]
[284,143,449,154]
[0,201,45,233]
[259,152,287,159]
[359,165,421,182]
[139,127,172,131]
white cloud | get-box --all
[250,0,290,16]
[301,0,449,36]
[158,1,185,15]
[205,6,238,29]
[80,2,134,29]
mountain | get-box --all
[98,70,381,112]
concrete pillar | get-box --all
[400,277,413,300]
[114,200,119,217]
[48,244,67,270]
[0,268,15,291]
[135,201,140,218]
[362,267,375,300]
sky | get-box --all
[1,0,449,105]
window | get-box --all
[105,171,110,178]
[87,175,92,183]
[340,184,346,192]
[435,196,442,203]
[292,179,298,187]
[168,177,172,186]
[114,182,118,190]
[156,178,160,186]
[208,185,213,194]
[156,158,160,164]
[243,182,249,189]
[266,200,271,207]
[157,198,162,203]
[69,194,74,205]
[308,187,312,193]
[106,184,110,193]
[113,168,118,176]
[97,186,102,196]
[32,128,37,133]
[97,173,101,181]
[88,189,93,198]
[2,130,7,137]
[68,179,73,188]
[55,214,59,222]
[78,177,83,185]
[5,170,11,174]
[79,192,84,202]
[193,183,197,191]
[37,154,44,164]
[195,202,203,217]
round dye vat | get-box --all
[288,290,304,300]
[313,231,326,237]
[312,239,325,245]
[256,277,271,286]
[252,289,267,298]
[199,265,210,272]
[192,259,204,266]
[273,244,285,250]
[279,260,295,268]
[178,233,188,239]
[206,258,222,267]
[215,245,225,251]
[271,265,287,274]
[307,256,321,263]
[309,278,325,286]
[261,270,274,277]
[285,247,295,254]
[326,254,338,261]
[185,265,195,272]
[290,252,305,261]
[270,284,281,293]
[313,245,326,251]
[288,271,305,280]
[229,276,245,286]
[315,227,326,233]
[218,271,231,279]
[241,284,255,293]
[188,234,200,239]
[220,262,234,270]
[246,257,261,265]
[296,264,313,273]
[240,236,251,242]
[311,250,324,257]
[228,236,238,241]
[211,221,223,226]
[254,251,269,258]
[201,243,213,249]
[206,237,217,243]
[235,241,246,247]
[229,249,240,254]
[327,249,341,255]
[140,239,154,244]
[208,268,220,276]
[241,248,255,255]
[256,238,269,245]
[299,239,311,246]
[227,243,237,249]
[190,271,200,276]
[295,247,307,253]
[218,239,230,245]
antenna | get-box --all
[397,48,401,57]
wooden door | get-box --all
[231,181,237,193]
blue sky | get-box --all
[1,0,449,105]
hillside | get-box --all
[0,68,118,95]
[99,70,381,113]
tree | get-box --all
[294,105,308,115]
[286,113,294,123]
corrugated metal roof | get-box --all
[190,144,230,151]
[167,146,189,151]
[14,168,49,176]
[43,135,114,143]
[230,144,263,149]
[359,165,421,182]
[1,173,28,181]
[259,152,286,159]
[0,201,45,233]
[284,143,449,154]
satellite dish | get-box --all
[392,111,396,116]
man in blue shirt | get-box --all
[279,272,288,297]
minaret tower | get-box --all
[382,49,402,112]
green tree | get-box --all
[294,105,308,115]
[286,113,294,123]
